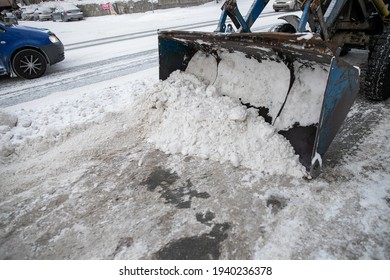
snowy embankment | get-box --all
[0,1,389,260]
[0,58,389,259]
[0,66,306,177]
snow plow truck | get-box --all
[158,0,390,178]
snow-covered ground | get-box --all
[0,1,389,260]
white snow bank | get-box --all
[186,51,291,122]
[0,70,154,160]
[274,62,328,130]
[134,71,306,177]
[185,50,329,131]
[0,69,306,177]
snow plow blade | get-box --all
[158,30,360,177]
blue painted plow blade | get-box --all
[310,57,360,177]
[158,30,360,178]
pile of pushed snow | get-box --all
[135,71,306,177]
[0,79,149,160]
[0,70,306,177]
[185,50,329,131]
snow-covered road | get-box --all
[0,49,158,107]
[0,1,389,260]
[0,5,293,107]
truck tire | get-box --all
[12,49,47,79]
[365,25,390,101]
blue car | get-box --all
[0,22,64,79]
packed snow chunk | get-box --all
[186,51,218,85]
[274,62,329,130]
[212,51,291,121]
[0,110,18,128]
[141,71,306,177]
[0,140,15,157]
[229,106,247,122]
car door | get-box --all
[0,25,9,76]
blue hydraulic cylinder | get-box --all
[324,0,348,29]
[245,0,267,30]
[215,8,229,32]
[215,0,268,33]
[298,0,311,32]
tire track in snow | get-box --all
[63,10,288,51]
[0,49,158,108]
[64,20,219,51]
[0,10,293,107]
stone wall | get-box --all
[77,0,213,17]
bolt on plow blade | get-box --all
[158,30,360,178]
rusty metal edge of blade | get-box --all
[158,30,337,64]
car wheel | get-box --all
[12,49,47,79]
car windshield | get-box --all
[23,6,37,13]
[37,7,51,13]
